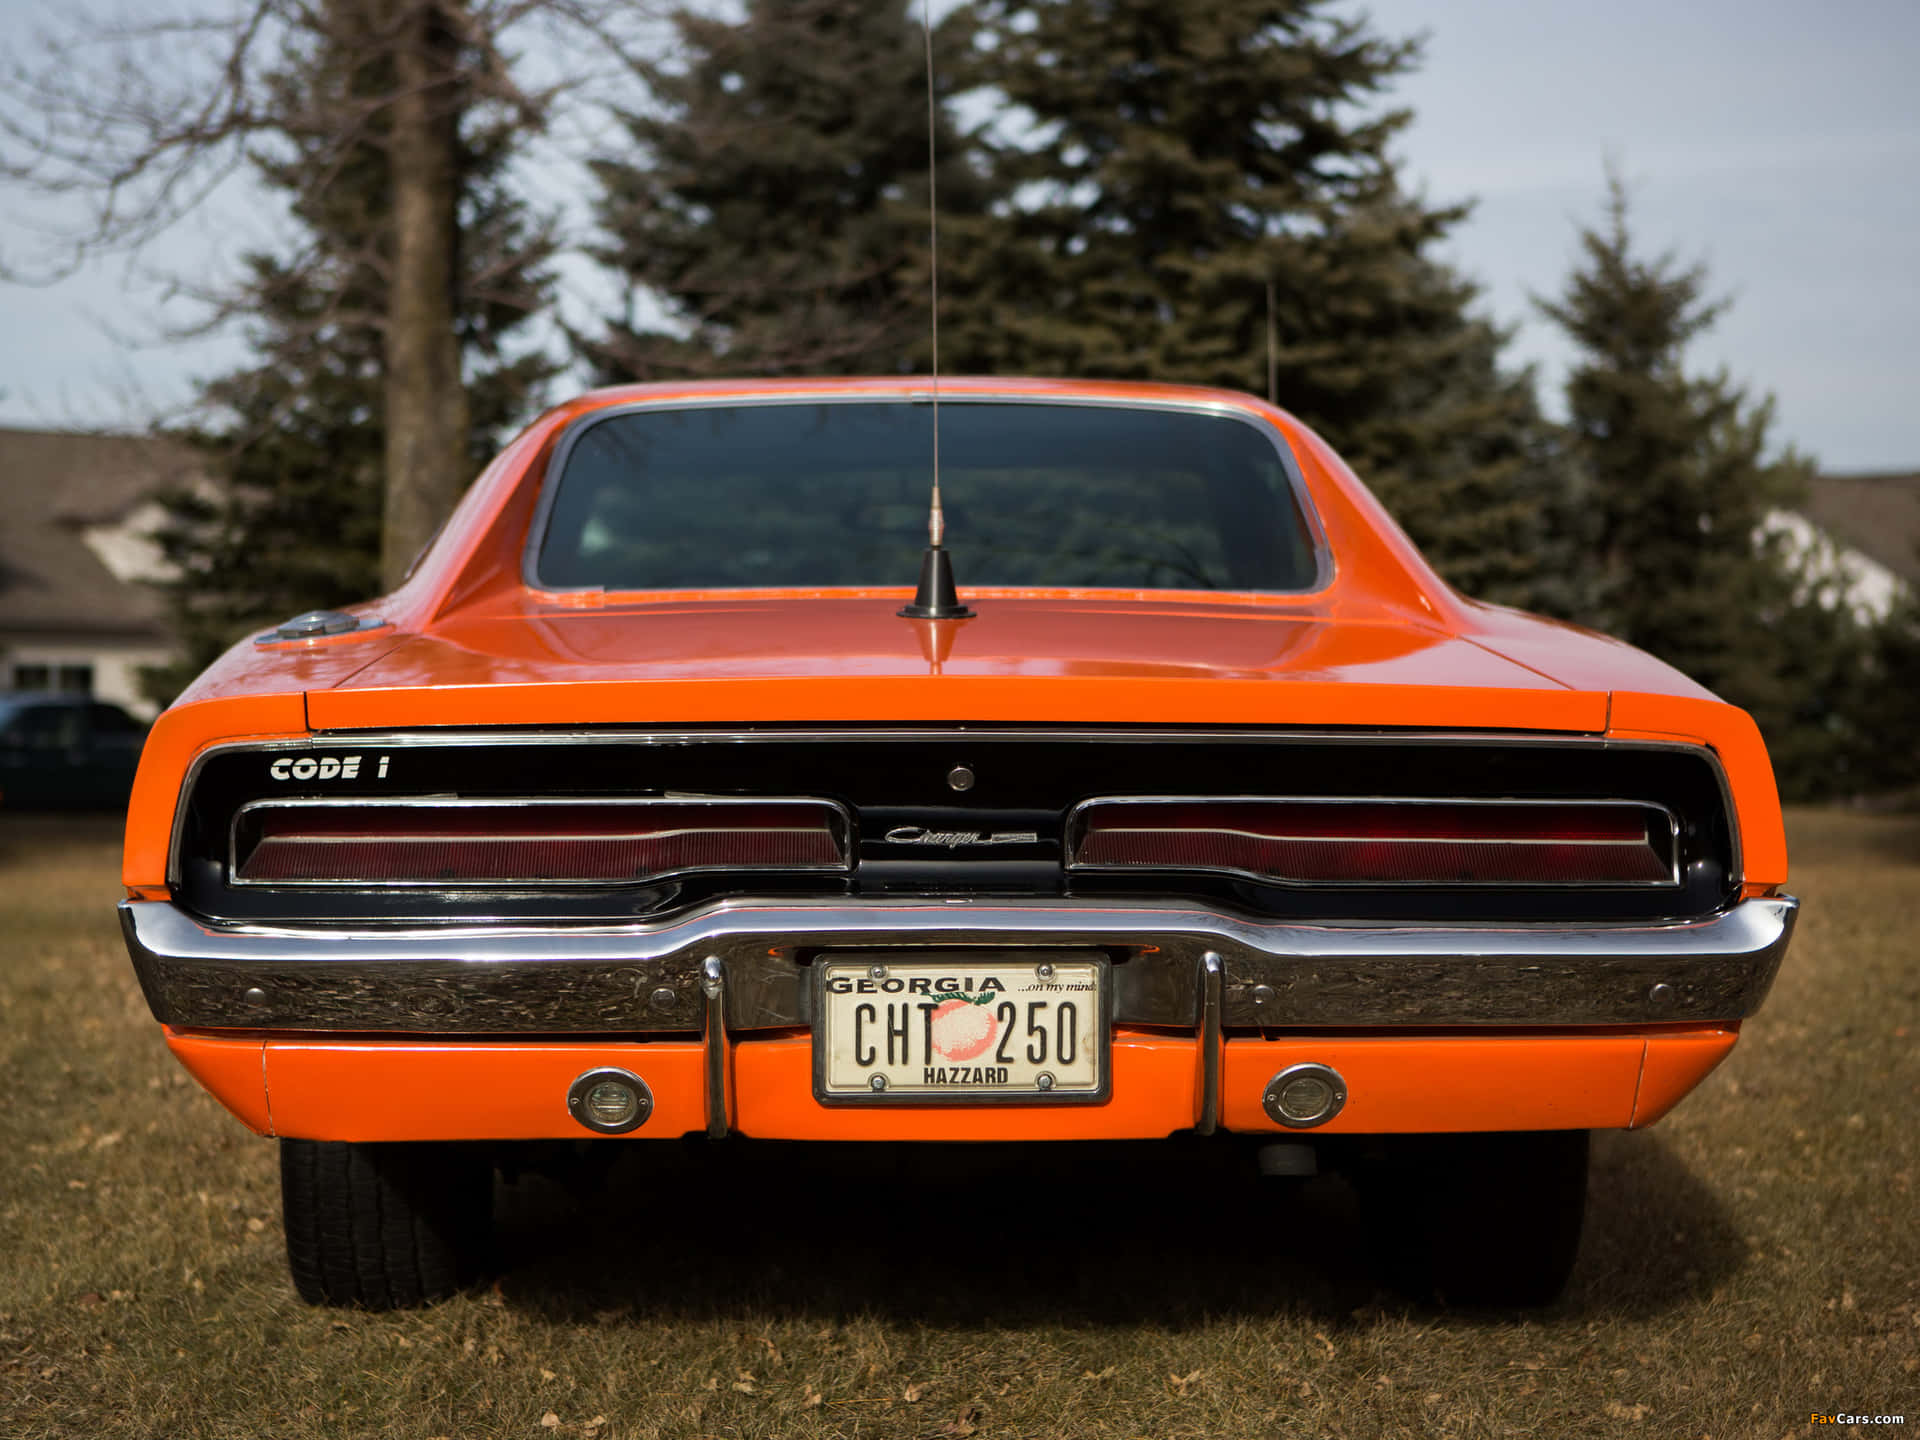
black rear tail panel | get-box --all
[172,728,1738,925]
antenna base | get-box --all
[898,545,973,620]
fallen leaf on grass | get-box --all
[936,1407,981,1437]
[1603,1401,1652,1422]
[582,1419,607,1436]
[245,1217,266,1234]
[541,1369,557,1382]
[1168,1368,1204,1397]
[903,1381,931,1402]
[540,1412,561,1429]
[802,1385,823,1408]
[1081,1366,1117,1381]
[732,1380,756,1394]
[75,1292,103,1308]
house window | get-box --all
[8,663,93,694]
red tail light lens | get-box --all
[1069,799,1677,887]
[232,799,849,886]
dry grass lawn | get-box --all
[0,809,1914,1438]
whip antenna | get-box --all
[899,0,973,620]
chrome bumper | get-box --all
[121,894,1796,1034]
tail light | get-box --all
[1068,799,1677,887]
[231,798,850,886]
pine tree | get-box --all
[584,0,992,381]
[1538,177,1876,798]
[936,0,1565,607]
[141,21,557,704]
[1855,597,1920,797]
[1537,179,1807,690]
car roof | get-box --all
[0,693,131,718]
[560,375,1275,419]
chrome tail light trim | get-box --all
[228,795,853,888]
[1066,795,1682,888]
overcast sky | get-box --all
[1365,0,1920,472]
[2,0,1915,471]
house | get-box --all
[0,427,201,720]
[1766,472,1920,624]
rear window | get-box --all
[530,401,1323,592]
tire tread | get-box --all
[279,1139,489,1309]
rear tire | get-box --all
[280,1139,493,1309]
[1352,1129,1588,1307]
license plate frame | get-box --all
[811,950,1112,1105]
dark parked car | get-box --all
[0,694,148,810]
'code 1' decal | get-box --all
[267,754,391,781]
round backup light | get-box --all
[566,1068,653,1134]
[1262,1063,1348,1129]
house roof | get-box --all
[1803,472,1920,588]
[0,426,201,640]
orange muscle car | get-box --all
[119,377,1796,1308]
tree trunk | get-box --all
[380,0,470,590]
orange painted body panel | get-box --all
[263,1040,707,1142]
[1630,1027,1742,1128]
[728,1030,1201,1141]
[123,698,309,891]
[1222,1034,1647,1134]
[165,1026,1736,1142]
[163,1028,271,1136]
[126,378,1787,1146]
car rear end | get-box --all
[122,709,1793,1305]
[116,380,1796,1307]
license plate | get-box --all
[813,952,1109,1104]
